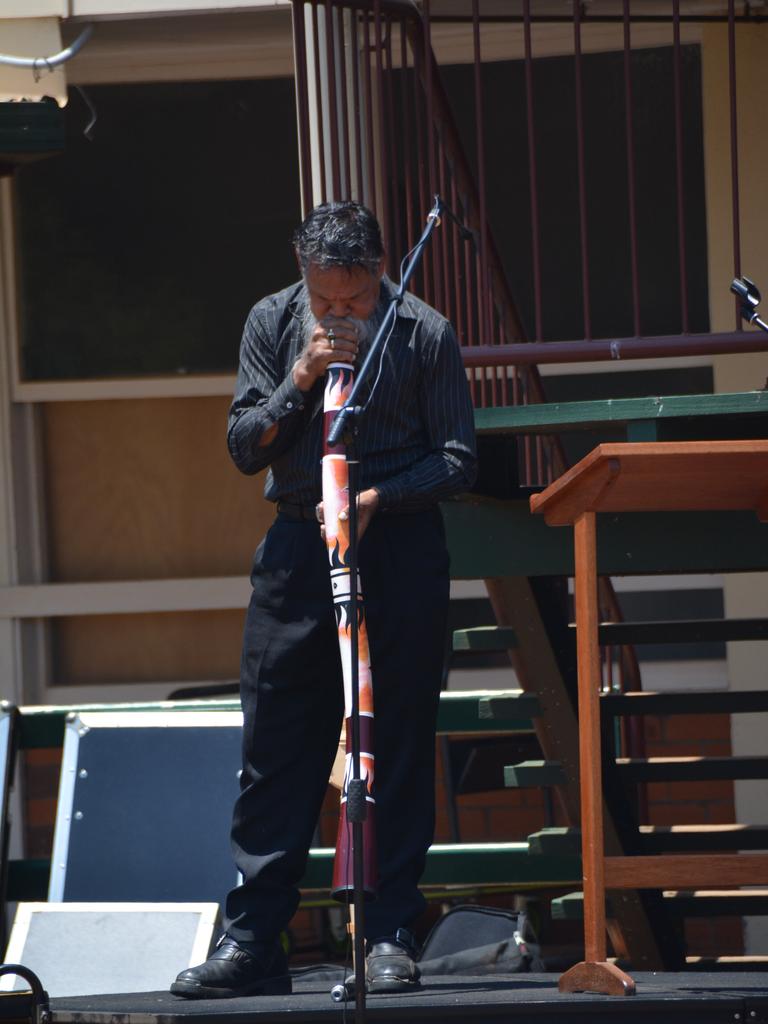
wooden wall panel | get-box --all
[42,396,274,581]
[51,609,245,685]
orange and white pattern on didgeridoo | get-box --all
[322,362,375,799]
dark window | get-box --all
[16,78,302,380]
[441,45,709,341]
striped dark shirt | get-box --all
[227,275,477,512]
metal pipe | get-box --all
[0,24,93,70]
[318,0,764,23]
[428,13,766,23]
[461,330,768,367]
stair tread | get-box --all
[602,690,768,716]
[615,755,768,781]
[528,824,768,855]
[474,390,768,435]
[595,617,768,645]
[303,842,580,888]
[504,759,565,788]
[552,888,768,920]
[453,625,518,651]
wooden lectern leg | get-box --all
[561,512,637,999]
[559,960,636,996]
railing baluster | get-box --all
[373,0,390,253]
[623,0,641,337]
[423,0,442,307]
[363,11,377,215]
[472,0,490,350]
[312,2,327,201]
[292,0,313,213]
[728,0,742,331]
[672,0,689,333]
[573,0,592,340]
[384,24,402,261]
[523,0,543,342]
[337,6,352,197]
[400,21,415,260]
[438,149,452,323]
[450,170,465,345]
[351,10,364,202]
[411,40,431,304]
[324,0,341,198]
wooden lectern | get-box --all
[530,440,768,996]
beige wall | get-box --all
[40,396,275,688]
[702,22,768,954]
[0,0,288,15]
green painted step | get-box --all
[436,691,535,734]
[616,755,768,783]
[453,625,517,651]
[552,889,768,921]
[601,690,768,716]
[16,690,534,749]
[527,827,582,857]
[8,845,584,902]
[475,691,542,721]
[442,498,768,579]
[474,390,768,437]
[504,760,566,788]
[303,842,581,889]
[458,620,768,654]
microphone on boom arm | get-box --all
[731,276,768,334]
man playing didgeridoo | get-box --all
[171,201,476,999]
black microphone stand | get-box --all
[731,276,768,334]
[327,197,444,1020]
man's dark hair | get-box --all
[293,201,384,275]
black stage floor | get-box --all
[47,972,768,1024]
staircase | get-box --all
[450,395,768,968]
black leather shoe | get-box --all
[366,928,421,994]
[170,936,291,999]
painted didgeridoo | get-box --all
[322,358,377,901]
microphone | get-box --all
[730,276,761,315]
[730,276,768,334]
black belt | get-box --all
[276,501,318,522]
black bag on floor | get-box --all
[418,905,542,976]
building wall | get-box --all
[0,1,289,16]
[1,4,766,959]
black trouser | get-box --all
[224,505,449,944]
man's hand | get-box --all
[292,317,359,392]
[316,488,380,542]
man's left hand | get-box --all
[316,488,380,542]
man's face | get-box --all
[303,259,384,322]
